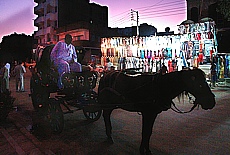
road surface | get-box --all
[0,69,229,155]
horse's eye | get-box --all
[191,76,195,81]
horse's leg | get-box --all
[103,109,114,143]
[140,111,158,155]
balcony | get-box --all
[35,16,45,25]
[34,3,44,14]
[46,13,57,21]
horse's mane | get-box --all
[177,91,187,103]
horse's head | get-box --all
[181,69,215,110]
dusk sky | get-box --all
[0,0,187,42]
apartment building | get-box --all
[34,0,108,47]
[34,0,58,44]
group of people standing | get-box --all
[0,61,26,93]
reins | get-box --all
[170,93,198,114]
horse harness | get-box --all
[99,71,164,110]
[100,70,198,114]
[171,93,198,113]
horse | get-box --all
[98,68,215,155]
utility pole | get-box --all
[131,9,139,37]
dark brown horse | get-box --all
[98,68,215,155]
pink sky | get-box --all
[0,0,187,42]
[92,0,187,30]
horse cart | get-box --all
[30,45,216,153]
[30,45,102,134]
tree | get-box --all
[0,33,34,62]
[217,0,230,21]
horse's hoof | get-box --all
[106,137,114,144]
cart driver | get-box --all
[50,34,82,89]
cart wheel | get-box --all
[83,106,102,121]
[46,99,64,134]
[31,100,64,138]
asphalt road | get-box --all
[0,69,230,155]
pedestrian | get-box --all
[0,62,10,92]
[4,63,10,91]
[14,60,26,92]
[50,34,82,89]
[210,47,214,62]
[210,62,217,87]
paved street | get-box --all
[0,69,230,155]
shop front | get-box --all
[100,20,217,74]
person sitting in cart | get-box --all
[50,34,82,88]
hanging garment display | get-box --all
[100,19,217,72]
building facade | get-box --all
[34,0,108,47]
[34,0,58,44]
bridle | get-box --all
[170,93,199,114]
[170,70,200,114]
